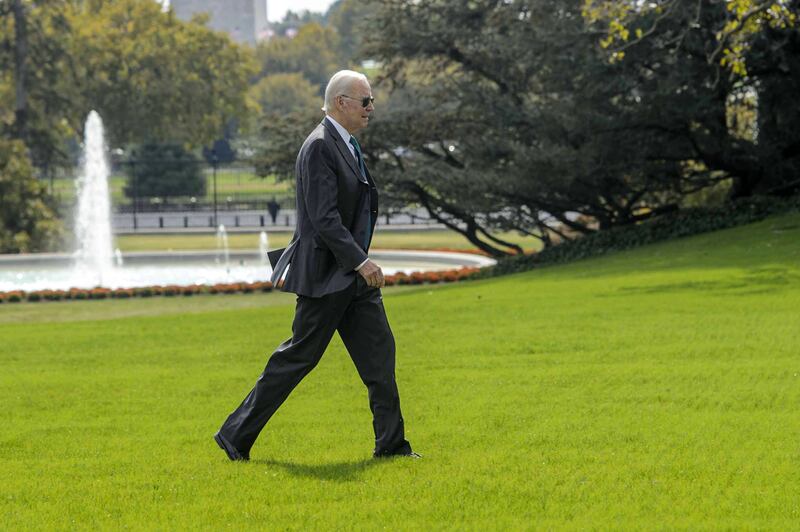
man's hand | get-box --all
[357,259,385,288]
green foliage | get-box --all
[65,0,257,147]
[360,0,800,258]
[124,142,204,199]
[255,23,341,91]
[0,0,80,169]
[0,139,62,253]
[252,108,322,179]
[582,0,798,75]
[250,73,320,117]
[326,0,374,62]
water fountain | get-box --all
[215,224,230,271]
[72,111,114,287]
[0,111,495,292]
[259,232,269,266]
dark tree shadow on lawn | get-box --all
[252,458,380,481]
[608,266,800,297]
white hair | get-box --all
[322,70,368,113]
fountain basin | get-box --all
[0,249,495,292]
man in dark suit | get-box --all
[214,70,417,461]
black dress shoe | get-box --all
[214,431,249,461]
[374,451,421,459]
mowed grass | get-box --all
[1,213,798,529]
[115,229,543,253]
[51,170,292,204]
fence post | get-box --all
[131,160,138,231]
[212,151,219,228]
[184,216,188,228]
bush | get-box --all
[124,142,205,201]
[112,288,134,299]
[409,272,426,285]
[180,285,202,296]
[70,288,89,300]
[7,291,24,303]
[90,288,110,299]
[162,285,181,297]
[0,139,63,253]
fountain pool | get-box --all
[0,111,495,293]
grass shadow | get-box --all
[610,266,800,297]
[252,457,380,482]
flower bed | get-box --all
[0,266,482,304]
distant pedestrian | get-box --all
[266,197,280,224]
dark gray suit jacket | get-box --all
[270,118,378,297]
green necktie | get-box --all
[349,136,371,250]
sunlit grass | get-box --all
[1,212,797,528]
[114,229,543,253]
[50,170,291,204]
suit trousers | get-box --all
[218,275,412,456]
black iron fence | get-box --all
[52,158,439,231]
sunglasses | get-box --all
[341,94,375,108]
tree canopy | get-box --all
[358,0,800,255]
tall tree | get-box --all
[66,0,258,148]
[1,0,79,169]
[255,22,341,92]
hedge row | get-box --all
[0,267,482,304]
[477,195,800,278]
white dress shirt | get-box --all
[325,115,370,272]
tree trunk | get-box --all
[12,0,29,143]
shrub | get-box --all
[112,288,134,299]
[250,281,273,292]
[0,139,63,253]
[424,271,441,283]
[136,286,153,297]
[70,289,89,300]
[409,272,426,285]
[90,288,110,299]
[26,291,41,302]
[162,285,181,297]
[6,291,24,303]
[222,283,239,294]
[181,285,201,296]
[46,290,65,301]
[441,271,458,283]
[124,142,205,200]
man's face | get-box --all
[338,79,374,134]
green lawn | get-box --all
[1,212,798,528]
[115,229,543,253]
[50,170,292,205]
